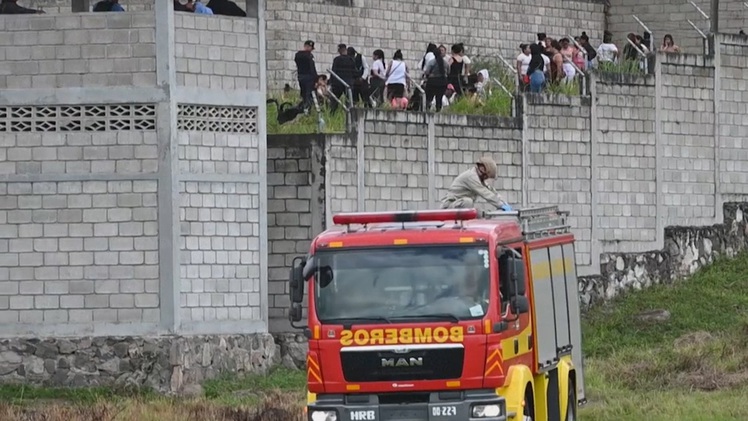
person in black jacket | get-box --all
[578,32,597,68]
[330,44,357,112]
[0,0,42,14]
[294,40,318,111]
[347,46,370,107]
[206,0,246,16]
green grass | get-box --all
[444,89,513,117]
[203,366,305,406]
[595,59,644,75]
[582,253,748,357]
[0,383,155,405]
[267,90,347,135]
[579,251,748,420]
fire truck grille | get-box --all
[340,347,464,382]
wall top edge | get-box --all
[358,108,522,129]
[268,133,326,147]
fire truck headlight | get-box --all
[472,404,502,418]
[310,410,337,421]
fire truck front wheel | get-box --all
[522,384,535,421]
[565,378,577,421]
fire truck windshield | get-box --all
[313,245,490,323]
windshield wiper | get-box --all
[390,314,460,323]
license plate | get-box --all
[431,406,457,417]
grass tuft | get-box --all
[594,59,645,76]
[267,91,347,135]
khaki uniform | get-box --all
[440,167,506,210]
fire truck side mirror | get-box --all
[510,296,530,314]
[289,302,303,323]
[510,257,527,297]
[289,257,307,304]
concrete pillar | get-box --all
[154,0,181,333]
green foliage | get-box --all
[583,252,748,357]
[595,59,643,75]
[266,90,347,135]
[579,251,748,420]
[0,383,155,405]
[545,79,581,95]
[444,89,513,117]
[202,366,306,406]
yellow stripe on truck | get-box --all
[531,257,574,280]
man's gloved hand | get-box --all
[501,203,513,212]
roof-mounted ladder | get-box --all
[483,205,571,240]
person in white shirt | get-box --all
[420,43,438,72]
[368,49,387,105]
[475,69,490,97]
[596,31,619,64]
[385,49,408,102]
[516,43,531,90]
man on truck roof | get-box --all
[440,156,512,211]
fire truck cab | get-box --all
[288,206,586,421]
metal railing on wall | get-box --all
[567,35,593,86]
[563,57,588,96]
[687,20,710,55]
[491,77,517,118]
[625,38,651,74]
[632,15,654,53]
[688,0,711,55]
[326,68,354,131]
[409,79,427,112]
[498,55,520,94]
[327,69,354,109]
[310,91,325,133]
[568,35,589,64]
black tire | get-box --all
[523,386,535,421]
[565,378,577,421]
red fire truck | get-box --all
[288,206,586,421]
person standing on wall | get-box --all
[295,40,318,112]
[330,44,357,113]
[440,157,512,211]
[422,48,449,112]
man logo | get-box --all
[381,357,423,367]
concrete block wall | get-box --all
[594,75,657,248]
[0,2,268,340]
[265,0,606,89]
[717,35,748,199]
[0,120,161,335]
[0,13,156,89]
[174,13,261,90]
[607,0,746,56]
[266,136,325,329]
[659,54,716,223]
[361,112,431,211]
[523,95,593,266]
[326,134,359,217]
[433,114,523,209]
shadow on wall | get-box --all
[578,202,748,311]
